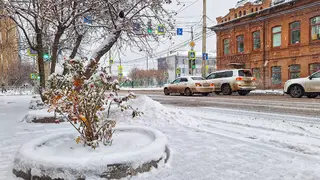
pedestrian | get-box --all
[1,83,7,93]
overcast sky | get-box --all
[110,0,237,74]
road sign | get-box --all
[188,51,196,60]
[118,73,123,77]
[109,58,114,64]
[83,16,92,24]
[202,53,208,60]
[157,24,165,35]
[28,48,37,57]
[177,28,183,35]
[118,65,123,71]
[176,67,181,75]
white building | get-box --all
[157,51,216,83]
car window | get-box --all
[238,70,253,77]
[312,71,320,78]
[207,73,216,79]
[191,77,205,80]
[225,71,233,77]
[180,78,188,82]
[172,78,181,84]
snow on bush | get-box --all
[44,59,141,149]
[21,109,58,123]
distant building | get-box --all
[0,9,19,85]
[211,0,320,89]
[157,51,216,83]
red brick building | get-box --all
[211,0,320,89]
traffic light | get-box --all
[147,20,152,34]
[192,59,196,69]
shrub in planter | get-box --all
[44,59,141,149]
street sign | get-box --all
[177,28,183,35]
[109,58,114,64]
[189,41,195,47]
[118,73,123,77]
[83,16,92,24]
[133,22,142,35]
[28,48,37,57]
[118,65,123,71]
[176,67,181,75]
[188,51,196,60]
[157,24,165,35]
[202,53,208,60]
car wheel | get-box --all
[289,85,304,98]
[180,93,185,96]
[238,90,250,96]
[306,93,318,98]
[214,91,221,95]
[185,88,193,96]
[222,84,232,95]
[203,93,210,96]
[164,88,170,96]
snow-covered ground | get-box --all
[1,95,320,180]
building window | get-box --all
[260,7,263,10]
[228,17,230,21]
[256,7,258,11]
[251,8,254,13]
[223,39,230,55]
[235,13,238,18]
[289,64,301,79]
[272,26,282,47]
[311,16,320,41]
[252,68,261,79]
[309,63,320,74]
[239,11,242,17]
[237,35,244,53]
[272,66,282,85]
[253,31,261,50]
[243,10,246,15]
[290,22,300,44]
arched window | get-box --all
[228,17,231,21]
[235,13,238,18]
[225,18,227,22]
[290,21,301,44]
[260,7,263,10]
[239,11,242,17]
[256,7,258,11]
[251,8,254,13]
[243,10,246,15]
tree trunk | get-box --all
[50,27,64,74]
[84,31,121,79]
[70,34,83,59]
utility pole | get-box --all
[202,0,207,78]
[190,26,194,76]
[108,50,112,74]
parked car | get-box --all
[164,76,214,96]
[284,70,320,98]
[206,69,256,96]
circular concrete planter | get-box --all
[13,125,170,180]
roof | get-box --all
[211,0,304,31]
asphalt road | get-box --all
[129,91,320,118]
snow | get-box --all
[0,88,34,96]
[13,126,168,179]
[1,95,320,180]
[250,89,284,95]
[21,109,55,123]
[121,87,163,91]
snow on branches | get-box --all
[44,59,142,149]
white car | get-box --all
[284,70,320,98]
[164,76,214,96]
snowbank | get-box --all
[13,125,170,180]
[112,95,199,127]
[251,89,284,95]
[21,109,63,123]
[121,87,163,91]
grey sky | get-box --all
[111,0,236,74]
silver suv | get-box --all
[206,69,256,96]
[284,70,320,98]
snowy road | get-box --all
[1,95,320,180]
